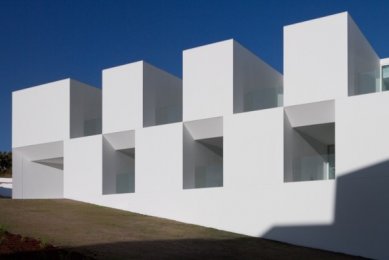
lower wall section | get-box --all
[64,135,103,201]
[264,168,389,260]
[136,123,183,193]
[60,109,337,254]
[12,150,63,199]
[41,103,389,259]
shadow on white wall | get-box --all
[264,159,389,259]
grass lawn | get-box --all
[0,198,360,259]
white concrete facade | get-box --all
[12,12,389,259]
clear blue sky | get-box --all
[1,0,389,151]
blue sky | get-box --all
[1,0,389,151]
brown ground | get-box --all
[0,169,11,178]
[0,230,91,259]
[0,198,362,259]
[0,171,12,178]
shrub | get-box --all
[0,151,12,177]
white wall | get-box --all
[12,148,63,199]
[284,13,348,106]
[103,135,135,194]
[64,135,103,201]
[284,100,334,127]
[183,135,223,189]
[59,106,389,258]
[284,101,335,182]
[58,91,389,259]
[348,15,380,95]
[103,61,182,132]
[12,11,389,260]
[103,62,143,133]
[136,123,183,193]
[284,12,380,105]
[143,62,182,127]
[183,40,282,121]
[336,91,389,176]
[284,116,329,182]
[257,93,389,260]
[183,40,234,121]
[70,80,102,138]
[183,117,223,140]
[60,108,334,235]
[234,42,283,112]
[12,141,63,162]
[12,78,102,146]
[12,79,70,148]
[328,91,389,259]
[184,39,282,120]
[224,108,284,189]
[182,125,196,188]
[183,117,223,189]
[102,137,116,194]
[262,92,389,259]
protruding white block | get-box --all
[136,123,182,193]
[12,141,64,199]
[103,61,182,133]
[64,135,103,201]
[12,79,70,148]
[183,39,282,122]
[224,108,284,189]
[70,80,102,138]
[12,79,101,148]
[284,12,380,106]
[103,130,136,195]
[336,91,389,176]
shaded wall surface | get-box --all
[265,161,389,259]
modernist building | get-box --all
[12,12,389,259]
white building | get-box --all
[12,12,389,259]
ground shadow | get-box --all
[2,237,360,260]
